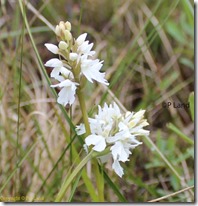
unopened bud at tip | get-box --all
[65,21,71,31]
[64,30,72,41]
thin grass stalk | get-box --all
[148,185,194,202]
[0,141,38,193]
[15,2,25,195]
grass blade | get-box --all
[167,123,194,145]
[0,141,37,193]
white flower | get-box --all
[73,33,108,85]
[76,33,95,56]
[76,102,149,177]
[45,43,59,54]
[81,59,109,85]
[51,79,78,106]
[45,21,109,106]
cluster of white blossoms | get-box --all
[45,21,150,179]
[76,102,149,177]
[44,21,109,106]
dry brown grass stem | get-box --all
[148,185,194,202]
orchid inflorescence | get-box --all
[76,102,149,177]
[44,21,149,178]
[45,21,108,106]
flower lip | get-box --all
[85,135,106,152]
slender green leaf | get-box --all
[167,123,194,145]
[67,170,82,202]
[103,171,127,202]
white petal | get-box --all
[133,110,145,119]
[76,123,86,135]
[118,122,129,132]
[112,160,124,178]
[69,53,78,61]
[83,42,94,54]
[45,58,63,67]
[128,110,146,128]
[51,79,76,88]
[93,139,106,152]
[85,135,106,152]
[45,43,59,54]
[76,33,87,45]
[78,41,94,55]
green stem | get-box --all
[76,87,104,201]
[55,151,93,202]
[95,162,104,201]
[55,148,110,202]
[76,88,91,135]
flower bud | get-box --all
[55,25,61,36]
[65,21,71,31]
[59,21,66,31]
[64,30,72,41]
[58,41,68,51]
